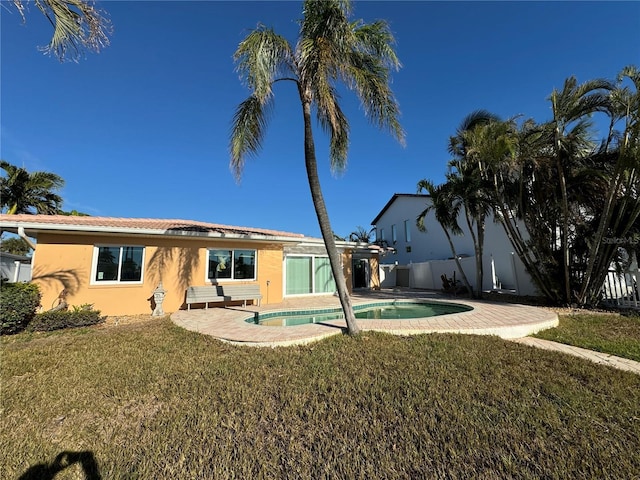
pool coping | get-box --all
[171,290,559,347]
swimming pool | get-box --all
[246,301,473,327]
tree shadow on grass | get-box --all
[19,450,101,480]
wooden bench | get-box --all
[221,284,262,307]
[186,286,224,310]
[185,284,262,310]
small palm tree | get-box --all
[1,160,65,214]
[230,0,405,335]
[10,0,111,62]
[416,179,473,295]
[349,226,374,243]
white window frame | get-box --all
[206,248,257,282]
[391,224,397,244]
[91,245,145,285]
[284,254,337,297]
[404,219,411,243]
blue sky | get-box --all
[2,1,639,238]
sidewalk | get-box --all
[512,337,640,374]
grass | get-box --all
[2,318,640,479]
[533,312,640,362]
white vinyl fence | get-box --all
[0,255,32,283]
[381,252,537,296]
[381,259,639,309]
[601,268,639,308]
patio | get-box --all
[171,289,559,347]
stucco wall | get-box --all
[32,233,285,316]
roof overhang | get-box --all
[371,193,429,225]
[0,215,383,253]
[0,219,306,244]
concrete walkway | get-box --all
[171,289,639,374]
[512,337,640,374]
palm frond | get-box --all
[234,25,294,102]
[300,0,353,64]
[448,110,501,157]
[417,179,463,235]
[229,95,273,181]
[27,0,112,62]
[318,96,350,173]
[1,161,64,214]
[353,20,401,70]
[346,50,405,145]
[550,76,614,125]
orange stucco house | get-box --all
[0,215,380,316]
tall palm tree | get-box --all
[578,65,640,304]
[10,0,111,62]
[547,76,613,303]
[230,0,404,335]
[443,159,494,298]
[472,118,560,301]
[444,111,504,298]
[0,161,65,214]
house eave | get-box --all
[0,220,305,244]
[371,193,429,226]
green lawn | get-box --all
[2,318,639,479]
[533,312,640,361]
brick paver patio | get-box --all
[172,289,559,347]
[172,289,640,374]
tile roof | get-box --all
[0,214,305,239]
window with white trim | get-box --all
[207,249,256,281]
[404,219,411,242]
[92,245,144,284]
[391,224,397,244]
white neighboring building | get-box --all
[371,194,537,295]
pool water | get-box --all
[248,301,472,327]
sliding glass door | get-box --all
[285,255,336,296]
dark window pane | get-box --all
[120,247,143,281]
[209,250,232,279]
[96,247,119,281]
[234,250,256,279]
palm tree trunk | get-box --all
[463,210,484,298]
[493,200,556,300]
[476,217,485,298]
[301,97,360,335]
[552,97,572,305]
[577,166,622,304]
[556,155,572,305]
[441,226,473,296]
[579,119,638,305]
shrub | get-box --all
[29,306,105,332]
[0,282,41,335]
